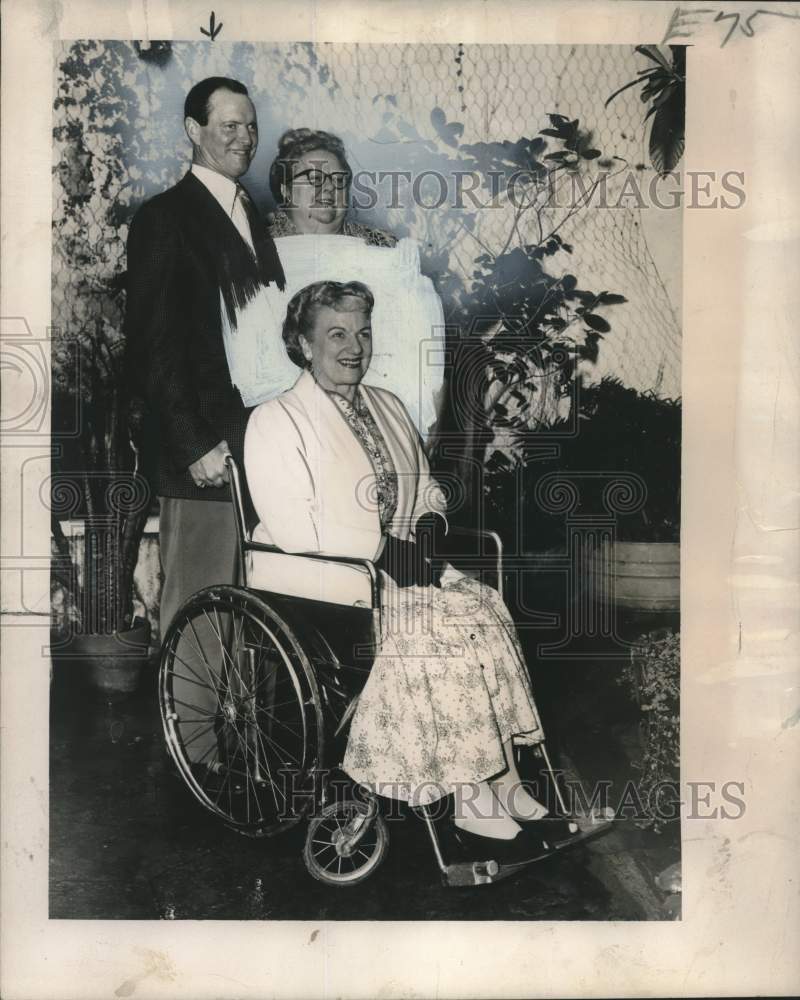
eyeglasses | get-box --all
[292,168,351,191]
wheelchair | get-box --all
[159,457,611,887]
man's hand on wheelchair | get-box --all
[188,440,231,490]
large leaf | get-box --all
[649,95,685,176]
[584,313,611,333]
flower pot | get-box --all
[607,541,680,612]
[54,618,152,695]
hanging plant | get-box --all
[606,45,685,176]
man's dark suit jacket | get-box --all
[124,171,284,501]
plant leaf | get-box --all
[605,71,656,107]
[635,44,673,73]
[584,313,612,333]
[649,98,685,176]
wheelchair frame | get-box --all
[158,457,607,888]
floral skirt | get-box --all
[342,566,545,805]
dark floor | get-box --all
[50,584,680,921]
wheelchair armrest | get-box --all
[227,456,381,611]
[245,540,381,612]
[442,526,504,599]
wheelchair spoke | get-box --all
[203,608,237,674]
[250,725,287,814]
[171,696,219,720]
[169,669,215,692]
[171,645,227,714]
[210,606,253,698]
[184,618,223,679]
[251,694,301,711]
[210,771,231,810]
[162,589,321,837]
[242,765,264,825]
[231,611,248,669]
[168,646,214,691]
[251,726,302,767]
[219,609,252,696]
[312,841,337,858]
[224,719,256,768]
[254,705,303,739]
[184,620,229,712]
[192,736,223,772]
[180,722,217,751]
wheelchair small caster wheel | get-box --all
[303,799,388,886]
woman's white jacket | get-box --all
[243,369,446,605]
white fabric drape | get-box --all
[223,235,446,437]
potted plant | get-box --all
[51,53,157,695]
[618,628,680,831]
[50,284,153,696]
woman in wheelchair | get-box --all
[242,280,580,864]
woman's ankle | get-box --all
[453,783,521,840]
[490,777,548,821]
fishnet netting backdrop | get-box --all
[52,41,681,404]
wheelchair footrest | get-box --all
[442,860,502,887]
[441,849,558,886]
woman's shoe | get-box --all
[451,824,554,866]
[515,815,580,849]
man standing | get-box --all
[125,77,285,637]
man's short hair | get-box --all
[184,77,249,126]
[282,281,374,369]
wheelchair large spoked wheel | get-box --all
[159,585,324,837]
[303,799,389,886]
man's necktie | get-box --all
[232,185,256,255]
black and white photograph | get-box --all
[1,1,798,997]
[48,35,682,921]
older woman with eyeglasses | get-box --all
[220,126,445,436]
[267,128,396,245]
